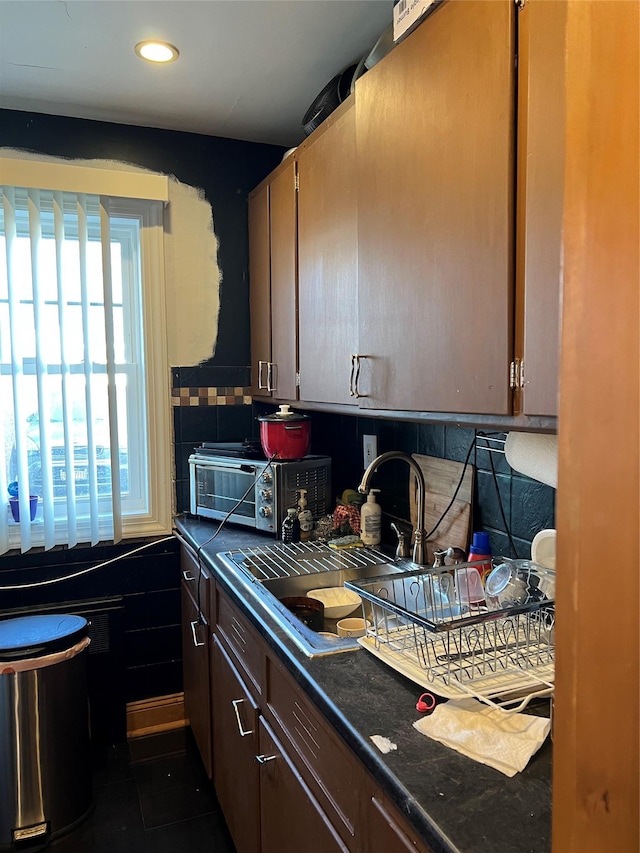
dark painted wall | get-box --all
[0,109,285,722]
[1,108,285,365]
[0,537,180,741]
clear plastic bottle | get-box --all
[281,508,300,544]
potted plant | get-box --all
[8,481,39,522]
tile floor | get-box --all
[49,728,235,852]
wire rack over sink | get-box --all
[345,562,555,712]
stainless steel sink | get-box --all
[217,541,403,657]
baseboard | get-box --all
[126,692,187,739]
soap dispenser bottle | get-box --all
[297,489,314,541]
[360,489,382,546]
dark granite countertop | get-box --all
[174,515,552,853]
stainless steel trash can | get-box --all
[0,614,93,850]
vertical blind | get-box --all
[0,186,123,554]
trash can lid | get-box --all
[0,614,88,660]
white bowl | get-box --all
[307,587,362,620]
[336,617,371,638]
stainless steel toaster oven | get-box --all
[188,446,331,535]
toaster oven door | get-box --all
[190,459,261,527]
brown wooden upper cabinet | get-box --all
[514,0,565,417]
[249,0,563,419]
[248,157,298,400]
[356,0,514,414]
[297,99,358,406]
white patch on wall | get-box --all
[162,180,221,366]
[1,149,221,366]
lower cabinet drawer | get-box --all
[258,716,350,853]
[368,793,434,853]
[265,656,363,846]
[216,585,264,701]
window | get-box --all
[0,160,171,554]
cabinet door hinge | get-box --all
[295,173,299,192]
[295,371,301,387]
[515,0,526,10]
[509,358,525,389]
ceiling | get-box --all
[0,0,394,149]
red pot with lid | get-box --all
[258,405,311,460]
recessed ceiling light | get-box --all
[135,41,179,64]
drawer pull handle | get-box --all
[182,570,196,582]
[255,753,276,764]
[190,620,205,647]
[232,699,253,737]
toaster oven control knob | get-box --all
[261,472,273,484]
[260,489,272,501]
[259,506,272,518]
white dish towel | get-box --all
[413,698,551,777]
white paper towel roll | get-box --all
[505,432,558,488]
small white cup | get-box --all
[336,617,370,638]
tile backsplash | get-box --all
[172,366,254,513]
[303,410,556,559]
[173,376,556,561]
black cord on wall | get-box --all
[476,431,520,558]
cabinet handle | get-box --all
[182,570,196,582]
[258,360,268,390]
[351,354,367,398]
[255,753,277,764]
[190,620,205,647]
[232,699,253,737]
[349,354,356,397]
[267,362,276,393]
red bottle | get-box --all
[467,531,493,582]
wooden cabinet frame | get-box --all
[552,2,639,850]
[249,157,298,400]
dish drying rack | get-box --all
[345,561,555,713]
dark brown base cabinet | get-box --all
[210,582,433,853]
[211,635,260,852]
[180,539,213,779]
[258,716,350,853]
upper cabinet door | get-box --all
[356,0,515,414]
[269,158,298,400]
[249,182,272,396]
[297,100,358,406]
[249,159,298,400]
[515,0,566,417]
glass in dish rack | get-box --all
[345,559,555,711]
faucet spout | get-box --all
[358,451,427,565]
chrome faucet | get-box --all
[358,451,427,565]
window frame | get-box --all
[1,159,172,547]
